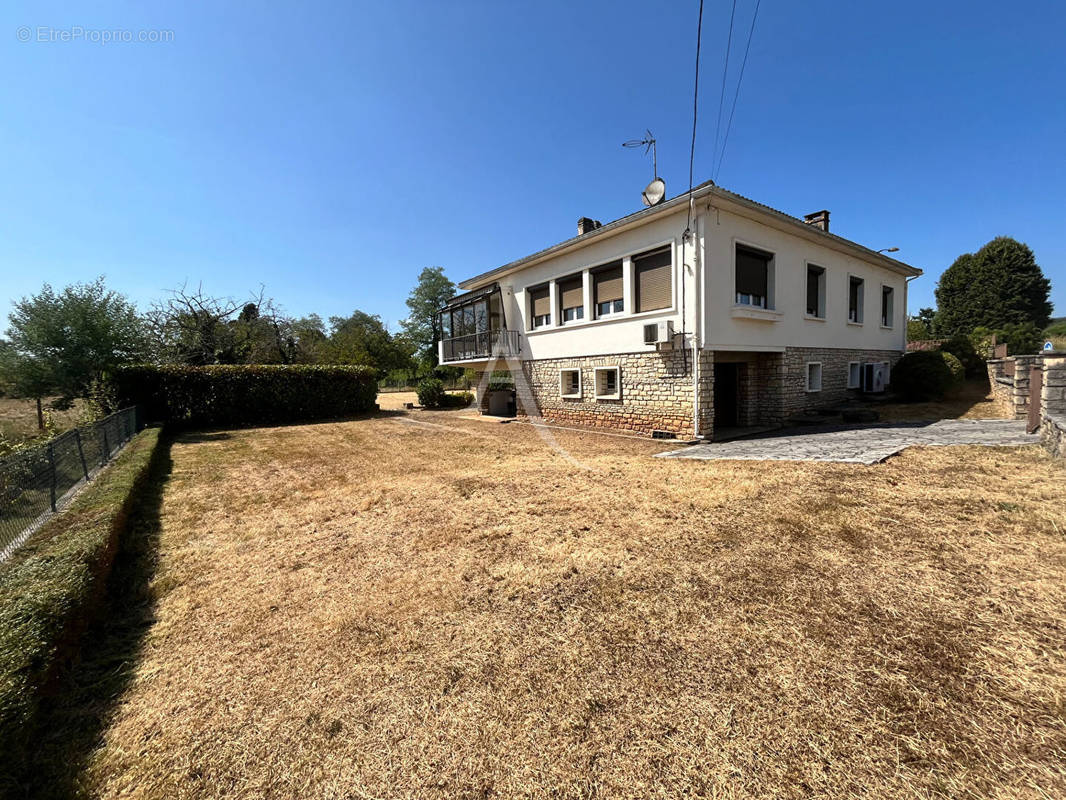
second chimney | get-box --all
[803,210,830,232]
[577,217,602,236]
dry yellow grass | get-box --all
[0,396,83,450]
[876,378,1009,422]
[37,410,1066,798]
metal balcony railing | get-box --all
[440,330,521,363]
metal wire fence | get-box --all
[0,407,138,558]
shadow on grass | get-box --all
[875,377,1001,423]
[19,437,174,799]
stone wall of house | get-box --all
[777,347,904,420]
[513,349,713,438]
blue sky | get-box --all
[1,0,1063,329]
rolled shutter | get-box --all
[530,286,550,317]
[593,263,623,304]
[735,247,769,297]
[559,276,583,310]
[634,247,672,312]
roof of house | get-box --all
[457,180,922,290]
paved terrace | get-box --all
[657,419,1038,465]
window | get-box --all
[560,368,581,398]
[806,362,823,392]
[592,262,624,318]
[806,264,826,318]
[847,361,861,389]
[557,274,584,323]
[735,245,772,308]
[881,285,894,328]
[848,276,864,323]
[528,285,550,329]
[594,366,620,400]
[634,246,672,313]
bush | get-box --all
[416,378,446,408]
[105,365,378,427]
[939,336,984,377]
[440,391,474,409]
[0,427,162,784]
[890,351,963,401]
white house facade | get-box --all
[437,181,921,439]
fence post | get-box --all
[101,427,110,465]
[74,429,90,481]
[47,442,57,512]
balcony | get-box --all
[440,329,521,365]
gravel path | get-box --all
[657,419,1037,465]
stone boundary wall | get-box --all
[988,353,1066,459]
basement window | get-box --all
[594,367,620,400]
[806,264,826,318]
[847,361,861,389]
[560,368,581,399]
[806,362,823,392]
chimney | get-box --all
[803,210,830,231]
[577,217,602,236]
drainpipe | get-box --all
[905,274,919,352]
[691,208,705,439]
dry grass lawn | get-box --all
[34,410,1066,799]
[0,396,83,452]
[875,377,1009,422]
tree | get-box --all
[907,307,936,341]
[326,311,415,377]
[401,266,455,367]
[933,237,1052,337]
[0,278,147,428]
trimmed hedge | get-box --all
[0,427,163,783]
[106,365,379,427]
[890,351,964,401]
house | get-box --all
[437,180,922,439]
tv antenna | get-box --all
[623,130,666,207]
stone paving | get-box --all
[657,419,1038,465]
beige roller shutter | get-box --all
[634,247,672,312]
[558,275,583,310]
[529,285,550,317]
[593,262,623,304]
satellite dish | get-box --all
[642,177,666,207]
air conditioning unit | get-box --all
[643,320,674,347]
[862,362,888,393]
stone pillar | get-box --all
[1042,356,1066,416]
[1011,356,1038,420]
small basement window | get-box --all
[560,368,581,399]
[806,264,826,318]
[806,362,823,392]
[848,276,864,323]
[847,361,861,389]
[881,285,895,328]
[594,366,620,400]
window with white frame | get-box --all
[806,362,823,392]
[594,366,620,400]
[735,245,773,308]
[848,276,864,323]
[557,274,584,323]
[560,368,581,398]
[592,262,624,318]
[881,285,894,328]
[847,361,861,389]
[528,284,550,329]
[806,264,826,318]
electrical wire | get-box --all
[710,0,737,181]
[714,0,762,181]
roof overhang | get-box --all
[457,182,922,290]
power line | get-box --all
[714,0,762,181]
[686,0,705,232]
[710,0,738,178]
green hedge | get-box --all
[0,427,163,782]
[106,365,379,427]
[890,351,964,401]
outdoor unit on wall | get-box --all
[862,362,888,393]
[643,320,674,348]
